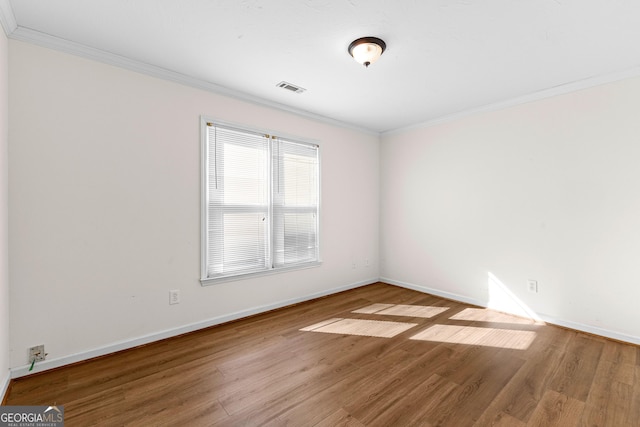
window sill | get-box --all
[200,261,322,286]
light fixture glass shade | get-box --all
[348,37,386,67]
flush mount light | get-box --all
[348,36,386,67]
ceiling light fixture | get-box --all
[348,37,386,68]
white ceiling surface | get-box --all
[6,0,640,133]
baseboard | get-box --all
[11,278,377,378]
[1,369,10,404]
[533,314,640,346]
[380,277,640,346]
[380,277,485,307]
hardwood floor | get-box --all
[4,282,640,426]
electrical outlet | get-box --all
[29,345,46,362]
[364,258,370,267]
[169,289,181,305]
[527,280,538,293]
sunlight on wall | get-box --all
[487,272,541,321]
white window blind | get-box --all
[202,120,320,282]
[272,138,319,268]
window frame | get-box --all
[200,117,322,285]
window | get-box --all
[201,119,320,283]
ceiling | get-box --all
[4,0,640,133]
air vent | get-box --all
[276,81,306,94]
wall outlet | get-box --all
[29,345,46,362]
[527,280,538,293]
[364,258,370,267]
[169,289,181,305]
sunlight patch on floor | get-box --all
[352,303,450,318]
[300,318,418,338]
[450,308,535,325]
[351,303,395,314]
[410,325,537,350]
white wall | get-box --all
[380,75,640,343]
[8,40,379,370]
[0,26,10,394]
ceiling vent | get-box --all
[276,81,306,94]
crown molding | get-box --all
[383,65,640,137]
[0,0,16,36]
[8,26,377,136]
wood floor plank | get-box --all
[581,353,637,427]
[220,335,394,425]
[473,344,566,424]
[424,348,526,426]
[628,365,640,426]
[358,373,457,427]
[601,339,638,365]
[526,390,585,427]
[4,282,638,426]
[274,349,417,426]
[313,408,366,427]
[62,386,126,426]
[549,333,605,401]
[476,412,526,427]
[581,381,633,427]
[345,350,457,424]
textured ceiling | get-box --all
[6,0,640,133]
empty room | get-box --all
[1,1,639,426]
